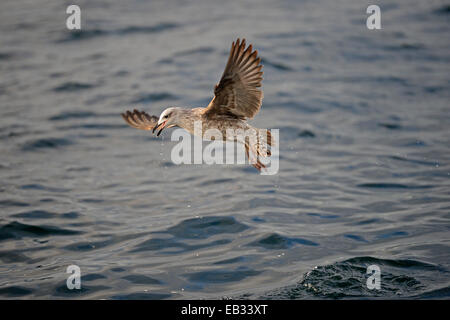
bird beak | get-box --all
[152,122,161,134]
[153,121,167,136]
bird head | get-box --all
[152,107,181,136]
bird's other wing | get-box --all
[203,38,263,119]
[121,109,159,130]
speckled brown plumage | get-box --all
[122,38,272,171]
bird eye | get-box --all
[164,115,169,119]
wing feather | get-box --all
[121,109,158,131]
[203,38,264,119]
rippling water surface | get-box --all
[0,0,449,299]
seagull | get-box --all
[121,38,273,171]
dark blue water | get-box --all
[0,0,449,299]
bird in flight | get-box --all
[121,38,273,171]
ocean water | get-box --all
[0,0,449,299]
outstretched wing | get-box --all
[121,109,158,131]
[203,38,263,119]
